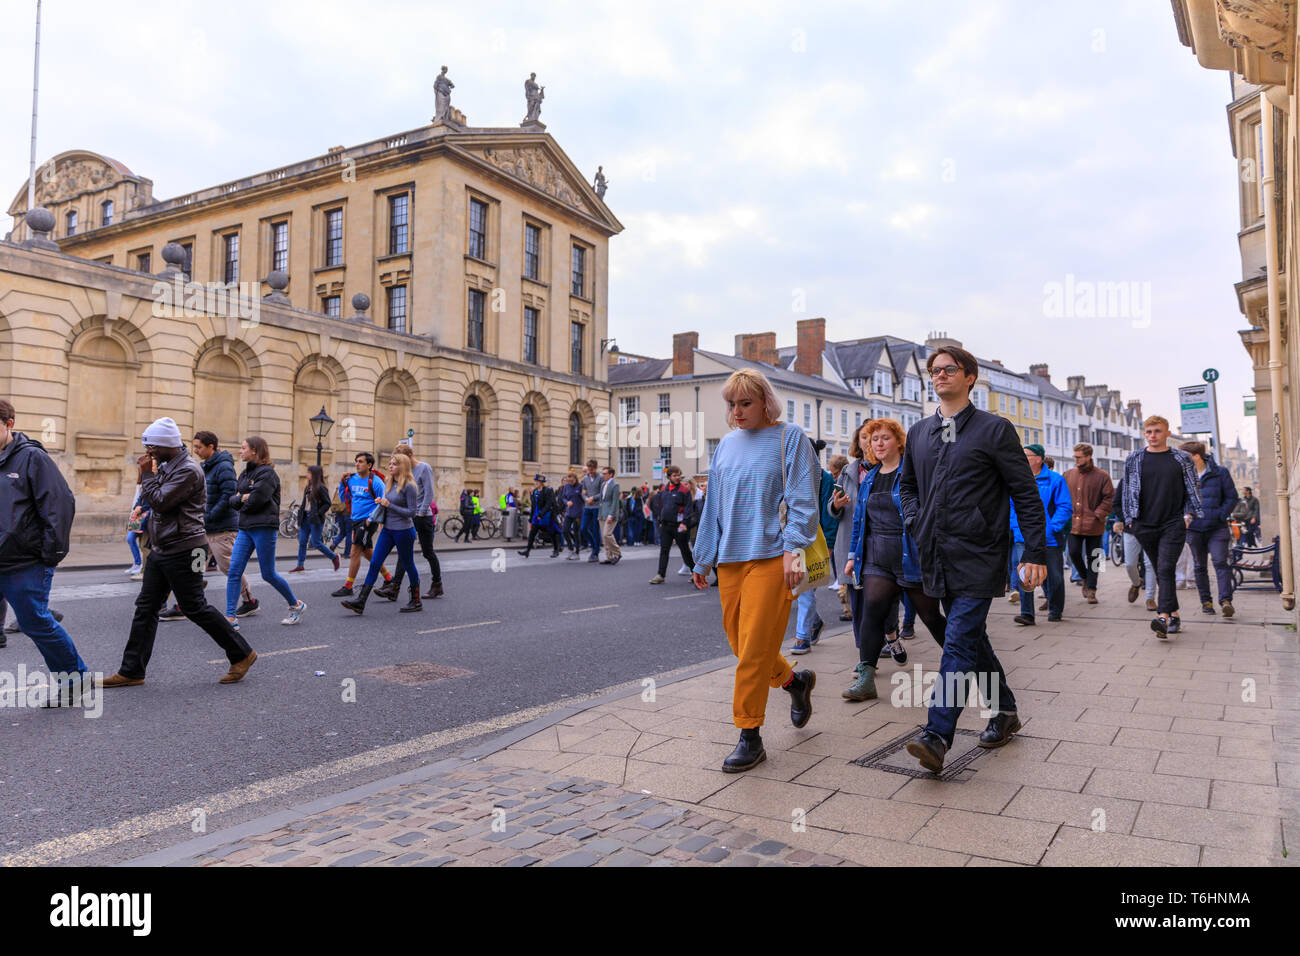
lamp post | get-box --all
[310,406,334,469]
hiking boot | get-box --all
[906,732,947,773]
[400,586,423,613]
[1202,602,1216,615]
[1013,614,1035,626]
[842,661,877,701]
[978,712,1022,749]
[1127,585,1139,603]
[341,586,372,614]
[722,729,766,773]
[785,670,816,729]
[1220,601,1235,618]
[219,651,258,684]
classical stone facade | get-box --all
[3,115,621,541]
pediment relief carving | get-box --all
[34,159,122,205]
[476,147,593,215]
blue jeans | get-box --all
[0,563,87,675]
[127,529,144,565]
[581,509,601,556]
[902,592,915,630]
[297,519,333,564]
[926,596,1016,748]
[1011,541,1064,619]
[363,527,418,590]
[1187,525,1233,605]
[795,587,822,641]
[227,527,297,616]
[331,513,353,556]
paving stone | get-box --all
[637,813,676,829]
[549,850,601,867]
[413,856,456,867]
[696,846,730,863]
[539,819,583,835]
[750,840,787,856]
[308,831,349,847]
[518,815,554,827]
[389,831,428,847]
[676,835,716,853]
[505,832,549,850]
[387,853,429,865]
[569,827,599,841]
[602,850,652,867]
[263,850,302,864]
[331,850,386,867]
[580,837,625,855]
[630,836,672,855]
[504,855,541,867]
[383,810,411,820]
[271,835,301,847]
[727,854,761,867]
[356,820,388,830]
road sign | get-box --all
[652,458,664,481]
[1180,382,1221,453]
[1245,398,1257,416]
[1203,368,1219,383]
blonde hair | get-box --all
[1143,415,1169,429]
[388,451,414,492]
[721,368,783,428]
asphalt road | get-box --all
[0,541,845,864]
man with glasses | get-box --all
[900,348,1047,773]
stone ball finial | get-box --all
[351,292,370,313]
[266,270,289,292]
[25,208,55,233]
[161,242,187,267]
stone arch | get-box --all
[461,380,497,463]
[374,369,420,460]
[193,337,259,452]
[291,354,348,476]
[569,398,597,468]
[519,389,550,466]
[65,319,146,496]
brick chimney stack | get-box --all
[734,332,778,367]
[1066,375,1086,393]
[672,332,698,377]
[1029,363,1049,382]
[795,318,826,377]
[1127,399,1143,420]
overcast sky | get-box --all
[0,0,1257,455]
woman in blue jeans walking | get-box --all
[341,452,422,613]
[227,436,306,627]
[290,465,341,573]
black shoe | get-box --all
[722,729,766,773]
[898,627,914,640]
[551,550,562,558]
[1047,614,1062,622]
[330,585,354,598]
[1168,616,1182,634]
[516,549,531,559]
[376,580,400,601]
[1013,614,1035,626]
[423,582,444,599]
[400,586,423,613]
[785,670,816,729]
[588,556,600,563]
[0,632,6,648]
[236,598,260,617]
[978,712,1022,749]
[341,584,373,614]
[906,732,948,773]
[158,604,186,622]
[809,618,825,646]
[1201,602,1216,615]
[1151,616,1168,639]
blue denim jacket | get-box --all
[846,464,921,585]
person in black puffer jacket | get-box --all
[226,436,306,627]
[290,464,338,573]
[1179,441,1239,617]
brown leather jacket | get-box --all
[1064,463,1115,536]
[138,447,210,555]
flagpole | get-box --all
[27,0,42,236]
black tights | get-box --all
[854,574,947,666]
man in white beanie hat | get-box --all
[102,417,257,687]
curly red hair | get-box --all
[852,417,907,465]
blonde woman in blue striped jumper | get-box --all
[692,368,821,773]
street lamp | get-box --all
[310,406,334,469]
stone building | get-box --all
[3,96,621,540]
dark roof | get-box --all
[1029,373,1083,405]
[695,349,860,401]
[607,358,671,385]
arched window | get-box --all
[65,209,78,236]
[465,395,483,459]
[569,412,582,465]
[101,199,114,227]
[522,404,537,462]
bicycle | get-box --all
[441,513,499,541]
[280,506,341,546]
[1110,532,1124,567]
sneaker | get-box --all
[790,638,811,656]
[898,627,914,640]
[124,564,141,575]
[1220,601,1235,618]
[226,616,240,632]
[288,565,306,573]
[282,600,307,625]
[649,575,665,585]
[4,620,20,634]
[130,571,144,581]
[1151,616,1168,639]
[676,565,691,575]
[158,605,186,622]
[823,581,840,592]
[1167,616,1182,635]
[236,598,260,617]
[1202,601,1216,615]
[808,618,824,646]
[1007,591,1019,603]
[330,585,354,597]
[885,637,908,665]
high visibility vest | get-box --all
[472,496,483,515]
[499,494,508,509]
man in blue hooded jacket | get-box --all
[1180,440,1239,618]
[1009,444,1071,625]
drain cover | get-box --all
[852,726,986,782]
[360,662,473,686]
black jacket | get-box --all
[139,447,210,555]
[0,432,75,572]
[900,404,1047,599]
[230,462,281,530]
[202,449,239,533]
[657,482,695,528]
[300,483,331,526]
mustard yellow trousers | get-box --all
[717,555,796,729]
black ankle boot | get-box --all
[376,579,399,601]
[423,582,443,599]
[785,669,816,728]
[341,584,373,614]
[722,728,766,773]
[400,586,423,612]
[978,711,1022,749]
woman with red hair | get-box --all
[841,418,948,701]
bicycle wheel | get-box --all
[279,512,297,539]
[481,516,499,539]
[443,515,464,540]
[1110,535,1123,567]
[323,514,340,544]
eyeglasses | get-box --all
[928,364,962,379]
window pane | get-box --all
[389,194,409,255]
[571,245,585,296]
[387,285,407,333]
[465,396,482,459]
[272,222,288,273]
[467,289,484,350]
[570,321,583,374]
[323,295,340,318]
[101,200,113,227]
[224,233,239,284]
[523,307,538,364]
[524,224,540,280]
[325,210,343,266]
[469,199,487,259]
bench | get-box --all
[1229,535,1283,592]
